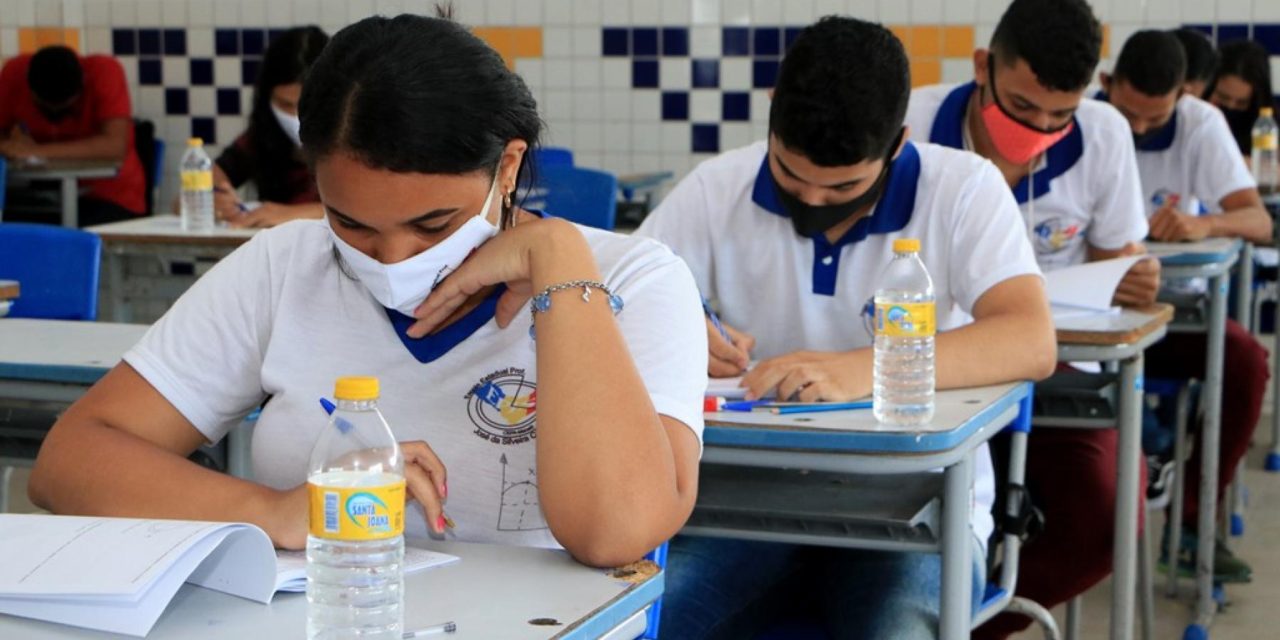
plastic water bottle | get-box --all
[1252,107,1278,195]
[307,376,405,640]
[873,238,936,425]
[179,137,215,232]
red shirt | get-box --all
[0,54,146,215]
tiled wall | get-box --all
[4,0,1280,208]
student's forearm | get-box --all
[31,135,128,161]
[530,220,692,566]
[1207,206,1273,244]
[934,312,1058,388]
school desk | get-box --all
[6,158,120,228]
[1146,238,1241,639]
[687,381,1032,640]
[1047,303,1174,640]
[85,214,258,323]
[0,280,17,317]
[0,539,661,639]
[1266,194,1280,473]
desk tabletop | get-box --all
[1054,303,1174,345]
[86,215,259,247]
[0,540,661,640]
[7,158,120,179]
[0,319,148,384]
[617,171,674,190]
[0,280,17,300]
[1146,238,1242,266]
[703,381,1029,453]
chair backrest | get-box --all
[533,146,574,168]
[152,138,167,194]
[134,118,159,215]
[535,165,618,231]
[0,223,101,320]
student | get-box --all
[213,26,328,228]
[1173,28,1219,99]
[0,45,146,226]
[27,14,706,568]
[1205,40,1275,156]
[636,16,1056,639]
[901,1,1157,637]
[1100,29,1271,583]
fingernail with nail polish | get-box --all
[436,515,446,532]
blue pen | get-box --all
[722,400,768,412]
[766,401,873,415]
[701,298,731,343]
[319,397,354,433]
[215,186,250,212]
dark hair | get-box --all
[1207,40,1275,112]
[1172,28,1218,86]
[990,0,1101,92]
[247,26,328,202]
[299,14,541,226]
[1112,30,1186,96]
[28,45,83,104]
[769,16,908,166]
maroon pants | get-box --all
[974,429,1149,639]
[1142,318,1269,524]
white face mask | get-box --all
[329,167,503,316]
[270,104,302,148]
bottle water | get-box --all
[1252,107,1278,195]
[179,137,215,232]
[873,238,936,425]
[307,377,405,640]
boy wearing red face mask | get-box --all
[904,0,1156,637]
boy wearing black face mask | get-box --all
[637,16,1056,639]
[0,45,146,226]
[1100,29,1270,585]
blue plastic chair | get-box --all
[536,165,619,231]
[0,223,102,320]
[0,156,7,220]
[533,146,574,168]
[152,138,166,192]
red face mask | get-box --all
[979,57,1074,165]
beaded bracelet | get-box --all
[528,280,624,339]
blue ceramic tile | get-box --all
[217,88,241,115]
[1217,24,1249,43]
[138,58,162,85]
[1255,25,1280,55]
[662,27,689,56]
[1183,23,1213,36]
[784,27,803,51]
[241,58,261,86]
[632,59,659,88]
[215,29,239,55]
[242,30,266,56]
[192,117,216,145]
[163,29,186,55]
[661,91,689,120]
[692,123,719,153]
[112,29,136,56]
[602,27,628,56]
[165,88,189,115]
[189,58,213,85]
[691,58,719,88]
[138,29,161,55]
[753,28,781,56]
[268,28,286,42]
[633,28,659,56]
[722,27,750,56]
[753,59,779,88]
[722,92,750,121]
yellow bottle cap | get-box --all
[1262,107,1274,117]
[893,238,921,253]
[187,137,203,147]
[334,376,379,401]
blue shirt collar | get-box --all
[1095,90,1179,152]
[930,81,1085,204]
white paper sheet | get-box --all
[1044,256,1145,311]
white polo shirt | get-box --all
[635,139,1043,548]
[906,82,1148,271]
[124,218,708,548]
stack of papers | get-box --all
[1045,256,1143,321]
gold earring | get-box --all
[502,191,512,209]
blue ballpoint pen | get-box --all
[701,298,731,342]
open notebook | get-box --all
[0,514,458,637]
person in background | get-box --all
[1100,28,1270,584]
[212,26,328,228]
[0,45,146,226]
[1173,28,1219,98]
[1205,40,1275,156]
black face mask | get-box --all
[1132,119,1172,148]
[1220,107,1255,154]
[772,131,901,237]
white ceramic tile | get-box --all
[819,0,853,19]
[290,0,320,22]
[941,58,973,84]
[543,59,573,88]
[661,153,691,176]
[751,0,782,23]
[782,0,815,24]
[1109,24,1140,58]
[120,58,137,90]
[86,0,111,26]
[632,91,661,121]
[0,28,18,57]
[1272,61,1280,98]
[1089,0,1111,22]
[690,26,720,57]
[320,0,347,25]
[573,90,603,120]
[720,58,751,88]
[515,58,543,87]
[602,1,628,23]
[576,152,604,168]
[515,0,541,24]
[543,27,573,57]
[139,87,165,119]
[631,123,661,151]
[187,28,213,56]
[487,0,516,26]
[751,120,768,140]
[878,0,908,23]
[161,0,188,26]
[602,58,632,89]
[9,0,34,27]
[661,122,687,153]
[189,86,215,114]
[375,0,405,16]
[84,27,110,53]
[1107,0,1142,22]
[631,0,661,24]
[631,152,663,173]
[975,24,995,49]
[942,0,976,24]
[239,0,266,25]
[239,87,253,115]
[573,26,600,56]
[574,123,603,152]
[910,0,943,22]
[544,0,573,25]
[187,0,215,26]
[602,90,633,121]
[602,152,632,175]
[213,0,238,27]
[661,0,690,25]
[543,89,574,117]
[571,0,601,25]
[163,57,190,85]
[165,117,190,143]
[133,0,160,25]
[217,116,247,143]
[690,90,719,121]
[976,0,1005,24]
[63,0,86,27]
[660,58,691,88]
[722,0,750,25]
[692,0,721,25]
[347,0,375,21]
[401,0,437,17]
[35,0,61,26]
[1216,0,1252,21]
[721,122,754,150]
[572,60,602,89]
[1176,0,1212,22]
[1255,2,1280,21]
[750,90,771,123]
[265,1,293,25]
[214,57,241,85]
[542,119,571,147]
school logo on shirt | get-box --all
[1032,218,1081,253]
[465,367,538,445]
[1150,188,1181,209]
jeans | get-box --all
[660,535,986,640]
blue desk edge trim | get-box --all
[559,570,664,640]
[0,362,110,385]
